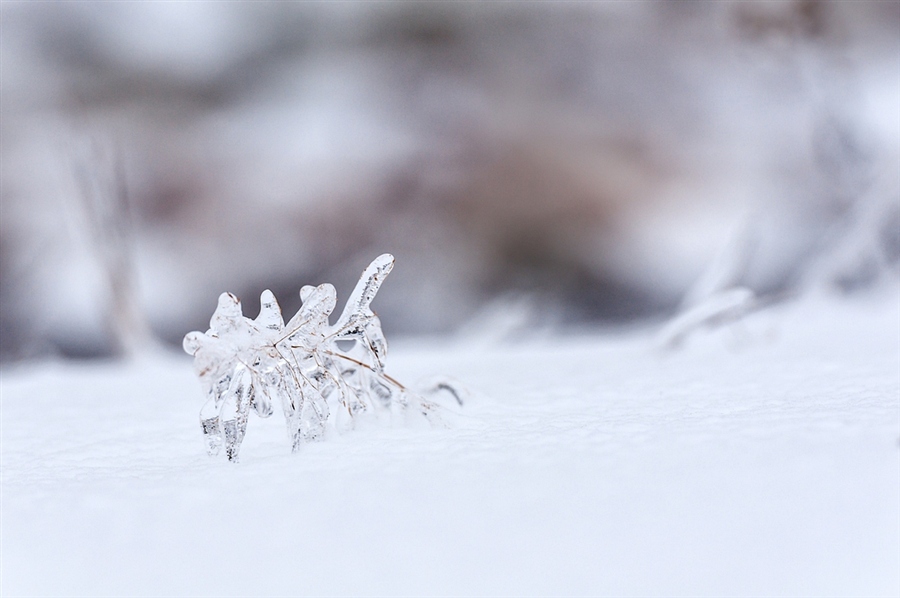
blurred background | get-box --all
[1,0,898,361]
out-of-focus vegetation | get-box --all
[1,1,898,360]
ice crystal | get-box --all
[184,254,444,462]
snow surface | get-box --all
[2,289,899,596]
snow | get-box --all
[2,289,898,596]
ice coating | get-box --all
[210,292,243,335]
[332,253,394,335]
[255,289,284,336]
[329,253,394,371]
[183,254,449,462]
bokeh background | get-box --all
[2,0,898,361]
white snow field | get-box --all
[2,288,898,597]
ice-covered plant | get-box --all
[184,254,443,462]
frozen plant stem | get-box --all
[184,254,442,462]
[71,138,155,357]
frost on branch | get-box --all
[183,254,446,462]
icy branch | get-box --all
[184,254,448,462]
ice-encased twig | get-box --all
[184,254,448,462]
